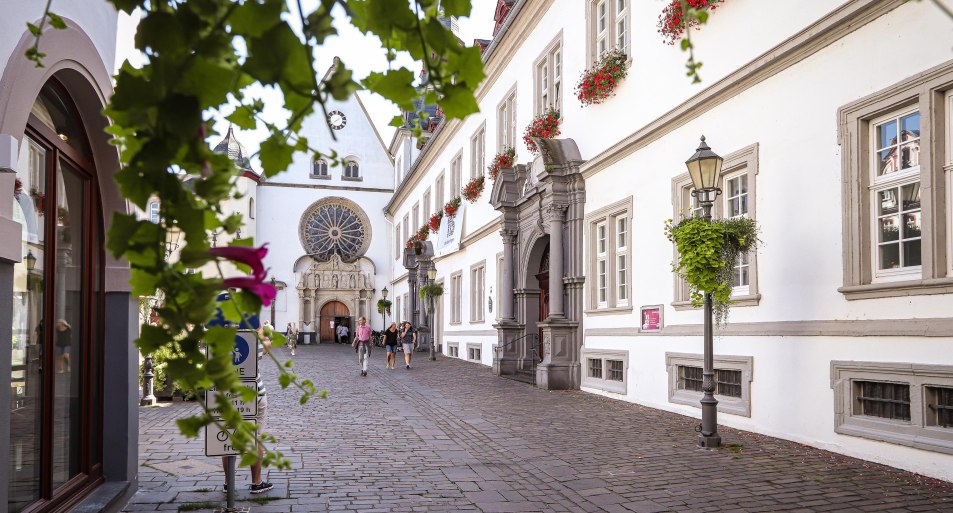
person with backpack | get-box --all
[398,321,416,369]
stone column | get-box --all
[547,205,566,319]
[415,260,433,353]
[500,228,518,322]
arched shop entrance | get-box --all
[319,300,350,343]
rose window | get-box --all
[299,198,371,261]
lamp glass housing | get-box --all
[685,136,724,193]
[25,251,37,271]
[382,286,388,299]
[427,268,437,281]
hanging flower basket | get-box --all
[658,0,723,45]
[462,176,485,203]
[664,215,758,325]
[488,146,516,181]
[444,196,462,217]
[429,211,443,233]
[575,48,628,106]
[523,109,561,155]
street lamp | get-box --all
[686,135,724,449]
[381,286,389,330]
[24,251,36,271]
[270,276,277,327]
[427,267,437,361]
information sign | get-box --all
[640,305,663,332]
[205,420,257,457]
[206,332,259,381]
[205,381,258,417]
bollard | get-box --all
[140,354,156,406]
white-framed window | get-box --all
[535,38,563,114]
[466,343,482,362]
[447,342,460,358]
[435,172,445,210]
[838,63,953,300]
[870,109,922,281]
[616,216,628,304]
[343,159,360,180]
[402,214,409,248]
[402,293,409,320]
[312,158,329,178]
[395,226,401,260]
[450,272,463,324]
[470,126,486,178]
[596,221,608,308]
[587,198,632,311]
[423,189,431,221]
[724,172,750,295]
[395,296,402,323]
[672,144,761,308]
[470,261,486,323]
[497,87,517,151]
[412,202,420,232]
[149,201,160,224]
[451,153,463,196]
[588,0,630,64]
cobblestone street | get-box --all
[125,344,953,513]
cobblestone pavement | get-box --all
[125,344,953,513]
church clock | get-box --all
[327,110,347,130]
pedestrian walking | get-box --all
[383,322,399,369]
[352,316,372,376]
[337,323,349,345]
[285,322,297,356]
[222,323,272,494]
[399,321,416,369]
[55,319,71,373]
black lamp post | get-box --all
[427,267,437,361]
[381,286,389,330]
[270,276,277,327]
[685,135,724,449]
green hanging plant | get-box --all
[376,298,392,316]
[419,282,444,302]
[664,216,759,324]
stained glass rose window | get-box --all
[299,198,371,261]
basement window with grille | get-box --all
[667,353,753,417]
[831,362,953,455]
[582,349,628,395]
[447,342,459,358]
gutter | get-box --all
[384,0,529,215]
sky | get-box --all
[200,0,500,168]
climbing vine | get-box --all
[664,216,759,324]
[29,0,485,469]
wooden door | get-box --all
[319,301,349,343]
[535,273,549,360]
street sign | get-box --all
[206,332,259,381]
[206,381,258,417]
[205,419,257,457]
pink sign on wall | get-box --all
[640,305,663,332]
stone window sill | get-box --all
[309,174,331,180]
[342,176,363,182]
[671,294,761,311]
[584,305,633,316]
[838,278,953,300]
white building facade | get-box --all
[256,84,394,342]
[386,0,953,482]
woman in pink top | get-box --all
[352,317,373,376]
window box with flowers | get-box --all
[488,146,516,181]
[415,224,430,242]
[444,196,462,218]
[523,109,561,155]
[462,176,485,203]
[658,0,723,45]
[576,48,628,107]
[429,211,443,233]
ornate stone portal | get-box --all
[295,197,376,338]
[491,138,586,390]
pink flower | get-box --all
[210,245,276,305]
[222,276,277,306]
[209,245,268,280]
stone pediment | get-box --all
[490,164,522,209]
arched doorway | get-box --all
[319,301,350,343]
[534,244,550,360]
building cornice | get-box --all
[580,0,902,179]
[585,317,953,338]
[385,0,553,215]
[259,181,393,194]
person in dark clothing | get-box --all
[55,319,71,373]
[383,322,399,369]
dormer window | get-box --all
[311,158,329,179]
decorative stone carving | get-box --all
[298,197,371,262]
[295,254,376,327]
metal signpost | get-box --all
[205,330,259,512]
